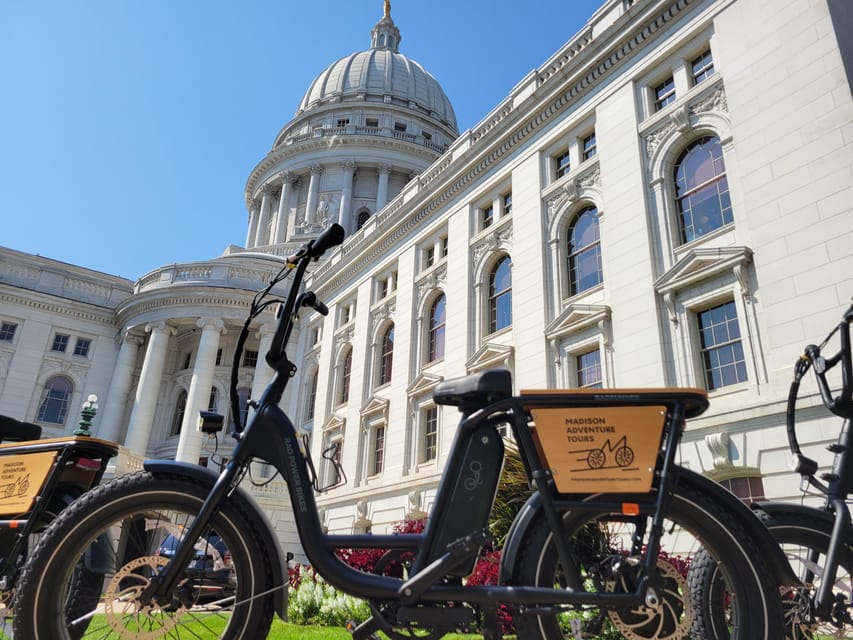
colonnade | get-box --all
[98,318,275,464]
[244,162,400,248]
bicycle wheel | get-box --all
[13,471,275,639]
[760,509,851,639]
[512,483,783,640]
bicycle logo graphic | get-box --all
[1,473,30,499]
[569,436,635,471]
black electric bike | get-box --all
[13,223,796,639]
[754,303,853,639]
[0,414,118,637]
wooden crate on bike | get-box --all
[523,389,672,494]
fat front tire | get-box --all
[512,484,783,640]
[13,471,275,640]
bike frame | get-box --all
[145,224,796,635]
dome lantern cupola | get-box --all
[371,1,401,52]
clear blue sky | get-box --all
[1,0,604,280]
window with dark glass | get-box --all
[555,151,571,179]
[372,425,385,475]
[440,236,448,258]
[208,386,218,412]
[379,325,394,386]
[503,192,512,216]
[243,350,259,367]
[577,350,603,388]
[568,206,603,295]
[339,350,353,404]
[424,246,435,269]
[480,207,494,231]
[215,348,223,366]
[422,131,432,141]
[357,209,371,230]
[52,334,69,353]
[183,352,192,369]
[698,301,747,390]
[654,76,676,111]
[336,118,350,128]
[305,373,318,421]
[674,136,732,242]
[394,122,407,132]
[37,375,74,424]
[0,322,17,342]
[691,50,715,85]
[422,406,438,462]
[171,390,188,435]
[73,338,91,357]
[489,256,512,333]
[582,132,597,160]
[428,295,446,362]
[365,118,379,128]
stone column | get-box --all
[305,165,323,225]
[176,318,225,464]
[338,161,357,233]
[97,330,143,442]
[124,322,174,456]
[287,177,303,238]
[245,202,260,249]
[376,164,391,210]
[254,185,275,247]
[274,172,294,244]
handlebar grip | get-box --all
[308,224,345,258]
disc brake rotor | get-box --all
[103,555,186,640]
[608,557,692,640]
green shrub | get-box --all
[287,566,370,627]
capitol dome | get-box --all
[293,1,457,134]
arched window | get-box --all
[36,375,74,424]
[568,206,602,296]
[428,295,446,362]
[378,324,394,386]
[171,390,188,435]
[489,256,512,333]
[339,349,353,405]
[674,136,732,243]
[357,209,371,230]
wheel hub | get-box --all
[103,555,186,639]
[608,556,693,640]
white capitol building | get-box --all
[1,0,852,558]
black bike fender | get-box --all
[498,468,801,588]
[753,500,834,524]
[143,460,289,620]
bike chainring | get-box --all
[103,555,187,640]
[607,556,692,640]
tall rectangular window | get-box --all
[372,425,386,476]
[481,205,494,230]
[654,76,676,111]
[52,334,69,353]
[698,301,747,390]
[577,349,602,388]
[0,322,17,342]
[582,132,597,160]
[691,50,714,85]
[422,407,438,462]
[73,338,91,357]
[555,151,571,179]
[502,192,512,216]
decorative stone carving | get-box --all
[690,86,728,115]
[706,432,733,468]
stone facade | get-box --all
[1,0,852,559]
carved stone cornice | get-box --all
[414,264,447,300]
[371,300,396,324]
[545,163,602,226]
[472,221,514,268]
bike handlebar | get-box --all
[787,303,853,477]
[267,224,345,371]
